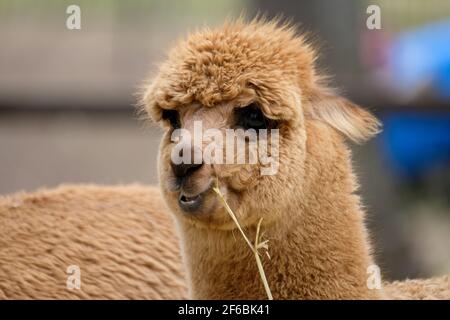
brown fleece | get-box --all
[0,185,186,299]
[385,277,450,299]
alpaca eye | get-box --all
[234,104,268,130]
[161,109,180,129]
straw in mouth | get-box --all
[213,178,273,300]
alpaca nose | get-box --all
[171,161,203,178]
[170,143,203,178]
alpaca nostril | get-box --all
[171,161,203,178]
[171,144,203,178]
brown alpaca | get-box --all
[0,185,186,299]
[1,19,449,300]
[141,19,450,299]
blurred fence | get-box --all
[0,0,242,109]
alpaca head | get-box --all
[141,19,380,229]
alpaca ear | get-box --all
[307,90,381,143]
[138,79,164,123]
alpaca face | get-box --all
[142,20,380,229]
[155,92,305,229]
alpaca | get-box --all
[1,19,448,300]
[0,184,186,299]
[141,19,450,299]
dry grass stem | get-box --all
[213,179,273,300]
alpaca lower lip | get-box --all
[178,193,203,212]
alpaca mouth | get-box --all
[178,192,203,212]
[175,178,215,214]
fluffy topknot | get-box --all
[142,18,319,121]
[141,17,380,143]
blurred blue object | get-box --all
[380,112,450,179]
[390,19,450,99]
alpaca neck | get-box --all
[178,126,385,299]
[179,200,383,299]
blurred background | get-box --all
[1,0,449,281]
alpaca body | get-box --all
[385,276,450,299]
[0,185,186,299]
